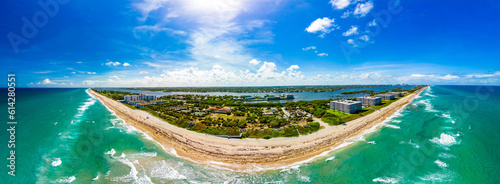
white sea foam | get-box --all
[367,141,376,144]
[54,122,57,125]
[149,160,187,180]
[326,156,335,161]
[408,140,420,149]
[77,99,96,112]
[105,148,117,157]
[415,99,438,112]
[392,120,402,123]
[92,174,100,181]
[419,171,453,182]
[385,124,400,129]
[430,133,459,146]
[439,152,454,159]
[115,159,139,183]
[434,160,448,168]
[298,175,311,182]
[56,176,76,183]
[372,177,399,183]
[140,152,157,158]
[51,158,62,167]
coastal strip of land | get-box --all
[89,87,427,171]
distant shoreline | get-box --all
[89,86,427,171]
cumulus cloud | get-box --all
[438,74,459,80]
[317,53,328,57]
[354,1,374,17]
[341,10,352,18]
[343,26,358,36]
[302,46,317,51]
[368,19,377,26]
[249,59,261,65]
[105,61,121,66]
[359,35,369,41]
[305,17,337,37]
[287,65,300,72]
[123,62,131,66]
[329,0,351,9]
[347,39,357,47]
[43,78,56,84]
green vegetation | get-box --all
[97,90,139,100]
[92,85,425,139]
[123,85,395,93]
[340,90,374,95]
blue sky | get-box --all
[1,0,499,87]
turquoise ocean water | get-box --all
[1,86,499,183]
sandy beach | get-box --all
[89,87,427,171]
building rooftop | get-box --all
[332,100,361,104]
[358,96,381,99]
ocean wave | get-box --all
[105,148,117,157]
[392,120,402,123]
[439,152,454,159]
[419,171,453,182]
[92,173,100,181]
[430,133,459,146]
[372,177,399,183]
[399,140,420,149]
[148,160,187,180]
[326,156,335,161]
[77,98,96,112]
[298,175,311,182]
[367,141,376,144]
[414,99,438,112]
[51,158,62,167]
[56,176,76,183]
[385,124,400,129]
[434,160,448,168]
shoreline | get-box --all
[89,87,427,171]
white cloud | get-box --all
[438,74,459,80]
[139,71,149,74]
[76,61,83,64]
[329,0,351,9]
[410,74,434,78]
[302,46,317,51]
[134,25,187,36]
[105,61,121,66]
[287,65,300,72]
[123,62,131,67]
[342,26,358,36]
[110,76,121,80]
[71,71,76,74]
[87,72,97,75]
[341,10,352,18]
[317,53,328,57]
[133,0,277,71]
[368,19,377,26]
[354,1,374,17]
[133,0,169,21]
[347,39,357,47]
[359,35,369,41]
[43,78,56,84]
[249,59,261,65]
[305,17,337,37]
